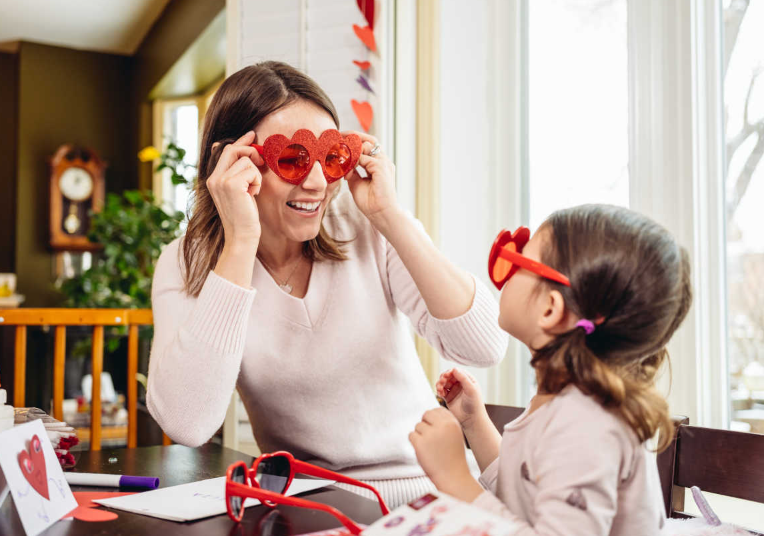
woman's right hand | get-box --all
[206,131,264,246]
[436,368,485,428]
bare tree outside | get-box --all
[724,0,764,432]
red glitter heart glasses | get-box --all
[225,451,389,533]
[251,129,363,184]
[488,227,571,290]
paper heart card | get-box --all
[0,419,77,536]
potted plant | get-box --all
[56,144,190,438]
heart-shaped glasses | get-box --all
[488,227,571,290]
[226,451,389,533]
[251,129,363,185]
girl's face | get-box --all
[498,228,560,350]
[254,99,343,245]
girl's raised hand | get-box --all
[436,368,485,427]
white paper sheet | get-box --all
[92,476,334,522]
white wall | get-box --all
[231,0,385,137]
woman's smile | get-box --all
[286,198,323,216]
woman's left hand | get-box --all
[409,408,483,501]
[343,131,399,226]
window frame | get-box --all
[627,0,728,428]
[151,79,223,211]
[431,0,730,416]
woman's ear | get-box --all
[538,289,569,333]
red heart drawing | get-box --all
[353,60,371,71]
[356,0,375,30]
[351,100,374,132]
[352,24,377,52]
[18,434,49,500]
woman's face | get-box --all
[254,99,342,245]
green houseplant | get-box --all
[58,143,190,354]
[58,190,184,311]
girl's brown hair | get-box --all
[531,205,692,451]
[182,61,348,297]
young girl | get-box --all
[409,204,692,535]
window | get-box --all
[528,0,629,229]
[152,80,221,218]
[156,101,199,216]
[724,0,764,434]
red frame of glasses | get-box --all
[225,451,389,533]
[251,129,363,185]
[488,227,571,290]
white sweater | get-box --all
[147,192,508,480]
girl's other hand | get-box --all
[408,408,483,502]
[436,368,485,428]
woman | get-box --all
[147,61,508,506]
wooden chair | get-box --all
[665,423,764,535]
[0,308,170,450]
[485,403,525,431]
[484,404,690,520]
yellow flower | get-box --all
[138,146,161,162]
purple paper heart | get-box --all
[356,75,375,95]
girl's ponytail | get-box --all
[533,328,673,451]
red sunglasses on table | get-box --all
[251,129,363,185]
[225,450,389,534]
[488,227,571,290]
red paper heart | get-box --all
[356,0,375,30]
[353,60,371,71]
[18,434,49,500]
[351,100,373,132]
[64,491,135,522]
[70,507,119,522]
[352,25,377,52]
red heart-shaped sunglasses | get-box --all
[226,450,389,533]
[488,227,571,290]
[251,129,363,185]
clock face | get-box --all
[59,167,94,202]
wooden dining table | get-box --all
[0,443,386,535]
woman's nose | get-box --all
[301,161,327,191]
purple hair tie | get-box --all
[576,319,596,335]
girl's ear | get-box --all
[538,289,569,333]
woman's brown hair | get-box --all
[182,61,348,297]
[531,205,692,451]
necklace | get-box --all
[257,253,302,294]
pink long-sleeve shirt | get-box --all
[473,385,666,535]
[147,191,508,480]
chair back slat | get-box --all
[0,309,128,326]
[90,325,104,451]
[674,425,764,504]
[656,416,689,516]
[1,308,153,450]
[14,326,27,407]
[127,325,139,448]
[127,309,153,325]
[52,326,66,421]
